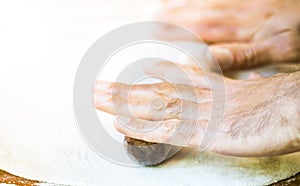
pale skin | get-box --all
[157,0,300,70]
[94,0,300,157]
[95,62,300,157]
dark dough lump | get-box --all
[124,136,179,166]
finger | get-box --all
[95,86,212,121]
[114,117,208,147]
[208,42,268,71]
[94,81,212,104]
[208,28,300,71]
[143,61,232,89]
[155,18,245,43]
[142,61,211,88]
[155,1,254,43]
[114,116,265,156]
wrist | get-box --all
[277,71,300,151]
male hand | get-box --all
[94,62,300,157]
[157,0,300,70]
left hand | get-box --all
[156,0,300,70]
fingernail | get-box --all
[94,81,111,91]
[210,47,233,69]
[94,93,111,107]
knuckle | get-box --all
[236,46,258,67]
[165,98,182,118]
[162,120,177,133]
[111,83,121,96]
[166,98,181,108]
[154,82,173,98]
[158,121,177,142]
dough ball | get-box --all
[124,136,179,166]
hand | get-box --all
[94,62,300,157]
[156,0,300,70]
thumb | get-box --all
[208,43,267,71]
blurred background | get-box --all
[0,1,299,185]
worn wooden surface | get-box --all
[0,170,40,185]
[271,172,300,186]
[0,169,299,186]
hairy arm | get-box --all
[216,70,300,156]
[94,64,300,157]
